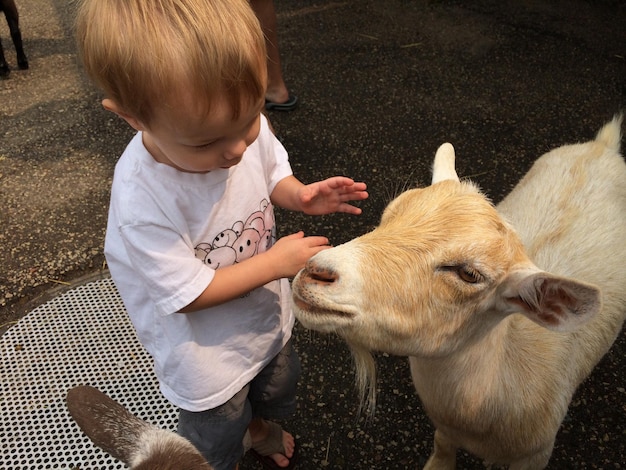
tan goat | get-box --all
[292,116,626,469]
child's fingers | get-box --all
[349,181,367,192]
[303,235,330,247]
[281,233,328,247]
[341,190,369,201]
[310,244,332,257]
[330,178,366,194]
[339,203,363,215]
[282,231,305,240]
[325,176,354,189]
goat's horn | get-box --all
[431,142,459,184]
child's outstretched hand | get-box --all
[298,177,368,215]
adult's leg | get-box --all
[249,0,291,105]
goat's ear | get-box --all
[432,143,460,184]
[67,385,147,464]
[497,270,601,332]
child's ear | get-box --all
[102,98,146,131]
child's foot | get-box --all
[249,419,297,469]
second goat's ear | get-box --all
[102,99,146,132]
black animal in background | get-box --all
[0,0,28,78]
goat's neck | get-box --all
[411,314,557,400]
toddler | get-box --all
[75,0,368,469]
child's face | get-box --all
[141,94,264,173]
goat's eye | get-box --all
[439,264,484,284]
[456,265,482,284]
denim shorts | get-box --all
[177,339,301,470]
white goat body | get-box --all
[292,116,626,469]
[66,385,212,469]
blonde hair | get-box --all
[75,0,267,124]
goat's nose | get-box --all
[302,259,338,285]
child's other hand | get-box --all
[299,177,368,215]
[269,231,330,278]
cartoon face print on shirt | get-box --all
[194,199,276,269]
[195,242,237,269]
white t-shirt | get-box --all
[104,115,294,411]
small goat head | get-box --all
[66,385,211,470]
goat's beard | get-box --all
[347,340,378,417]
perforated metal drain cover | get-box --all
[0,275,177,469]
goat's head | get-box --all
[292,143,600,408]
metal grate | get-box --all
[0,275,177,469]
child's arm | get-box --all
[270,175,368,215]
[179,231,328,312]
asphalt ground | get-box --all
[1,0,625,468]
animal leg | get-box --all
[0,38,9,77]
[423,430,456,470]
[10,29,27,69]
[7,12,28,70]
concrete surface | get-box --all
[1,0,624,468]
